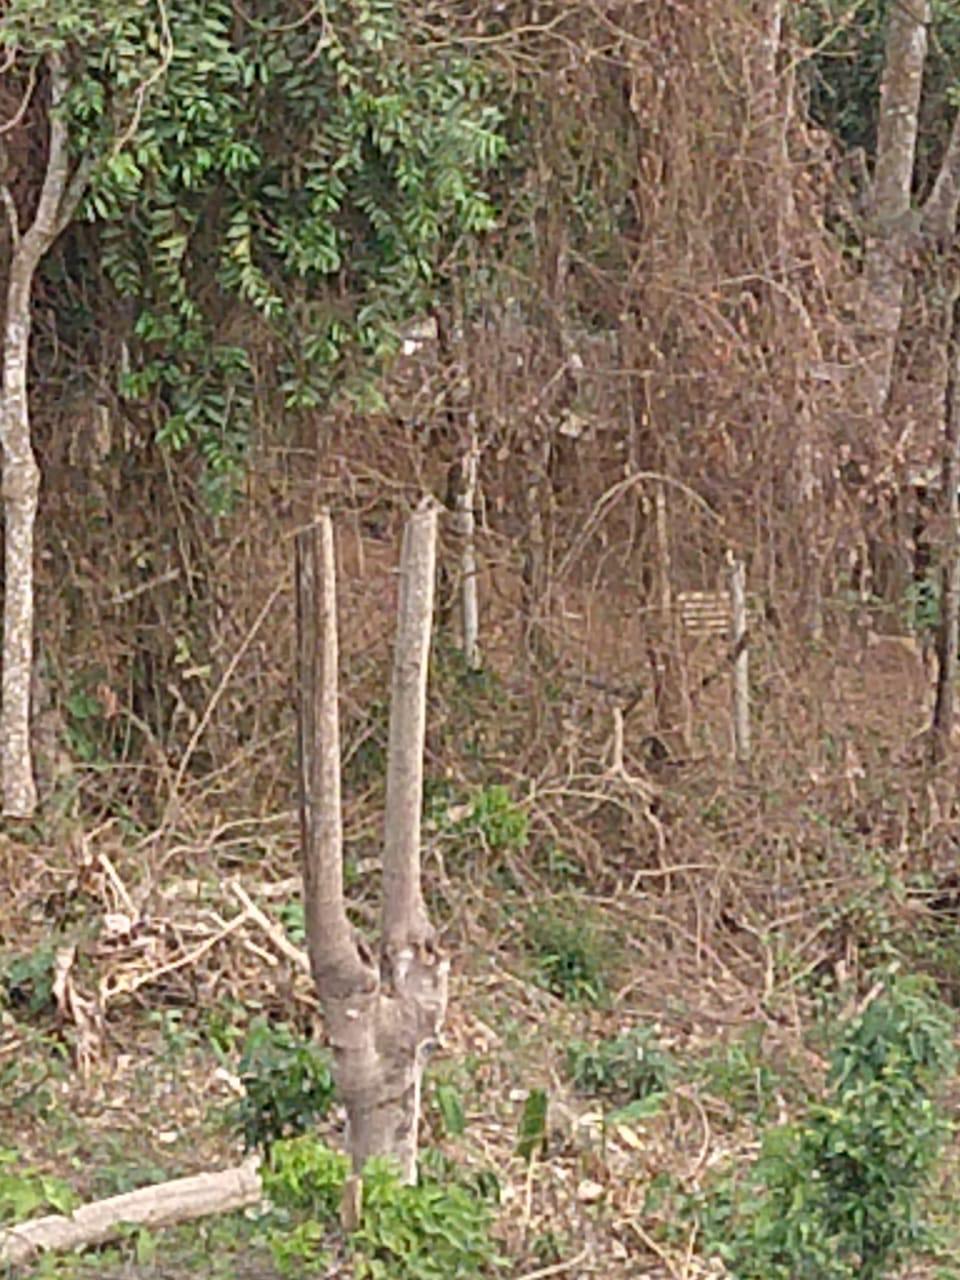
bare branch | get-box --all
[0,182,18,245]
[0,59,37,136]
[52,153,94,239]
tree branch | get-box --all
[381,498,439,953]
[296,514,371,994]
[922,106,960,244]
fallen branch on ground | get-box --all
[0,1157,262,1266]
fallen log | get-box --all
[0,1156,262,1266]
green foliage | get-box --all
[524,904,610,1005]
[1,1,507,508]
[436,783,529,861]
[697,1024,785,1124]
[230,1018,336,1153]
[515,1088,548,1163]
[0,1149,77,1224]
[353,1156,504,1280]
[1,944,57,1020]
[904,570,940,637]
[691,973,957,1280]
[262,1135,349,1221]
[566,1026,675,1106]
[259,1136,503,1279]
[433,1083,466,1137]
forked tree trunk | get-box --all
[0,53,88,816]
[295,502,448,1183]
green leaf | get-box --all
[516,1088,548,1163]
[435,1084,466,1137]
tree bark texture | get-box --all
[296,504,447,1184]
[861,0,930,419]
[0,53,88,816]
[931,284,960,762]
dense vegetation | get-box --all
[1,1,960,1276]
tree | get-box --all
[0,0,505,815]
[0,49,90,815]
[295,504,446,1182]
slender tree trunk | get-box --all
[0,260,41,816]
[861,0,930,420]
[296,504,447,1184]
[457,431,480,669]
[0,53,88,816]
[728,553,751,765]
[931,286,960,762]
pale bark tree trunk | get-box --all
[456,430,480,669]
[931,286,960,762]
[295,503,447,1185]
[0,53,89,816]
[861,0,929,419]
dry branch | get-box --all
[0,1159,262,1266]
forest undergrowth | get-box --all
[2,614,960,1279]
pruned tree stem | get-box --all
[295,502,447,1184]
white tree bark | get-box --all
[456,434,480,669]
[296,503,447,1186]
[0,53,89,816]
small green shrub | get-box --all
[0,1149,76,1224]
[262,1136,349,1220]
[230,1018,335,1153]
[697,1024,784,1123]
[524,905,609,1005]
[1,944,57,1020]
[259,1136,504,1279]
[566,1026,675,1104]
[431,782,529,873]
[457,784,528,853]
[691,973,957,1280]
[353,1157,504,1279]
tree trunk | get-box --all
[728,553,751,765]
[0,259,41,817]
[861,0,930,420]
[931,284,960,762]
[0,53,88,816]
[457,433,480,670]
[295,503,447,1184]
